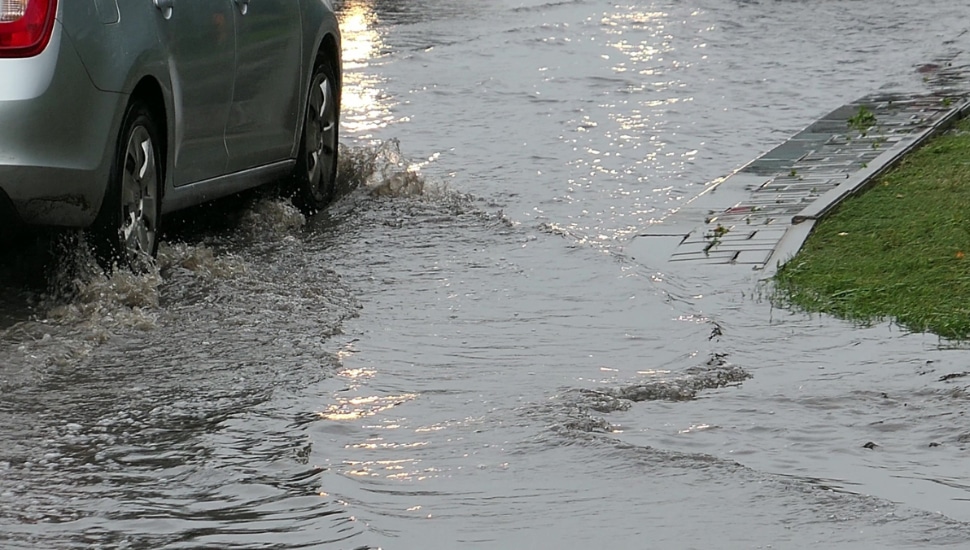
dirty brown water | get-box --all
[2,0,970,548]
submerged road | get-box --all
[2,1,970,548]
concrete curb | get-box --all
[793,99,970,225]
[762,98,970,276]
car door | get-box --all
[224,0,303,172]
[154,0,236,186]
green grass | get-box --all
[773,118,970,340]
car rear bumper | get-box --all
[0,22,122,228]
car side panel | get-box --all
[61,2,166,96]
[224,0,303,172]
[152,1,237,187]
[68,1,239,188]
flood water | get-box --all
[3,1,970,548]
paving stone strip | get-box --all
[633,54,970,276]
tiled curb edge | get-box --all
[763,98,970,276]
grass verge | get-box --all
[773,117,970,340]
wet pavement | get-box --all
[4,1,970,549]
[632,51,970,272]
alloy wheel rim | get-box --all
[120,125,158,266]
[304,75,337,198]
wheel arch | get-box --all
[291,25,341,161]
[128,77,168,200]
[90,80,166,271]
[319,32,342,109]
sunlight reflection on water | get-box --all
[339,1,396,137]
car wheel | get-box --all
[292,57,339,213]
[95,100,162,272]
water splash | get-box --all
[235,197,307,240]
[7,141,426,334]
[338,139,428,198]
[38,232,161,332]
[589,353,751,403]
[541,354,751,435]
[158,242,249,281]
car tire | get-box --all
[93,100,162,272]
[291,56,339,214]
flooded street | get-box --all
[4,0,970,547]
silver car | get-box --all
[0,0,341,268]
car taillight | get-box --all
[0,0,57,58]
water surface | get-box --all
[2,0,970,547]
